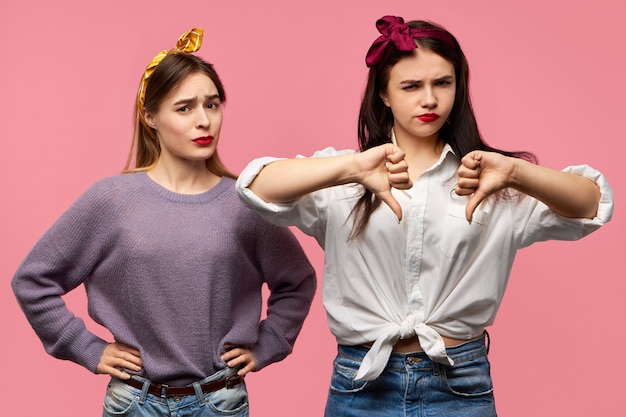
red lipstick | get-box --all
[417,113,440,123]
[193,136,213,146]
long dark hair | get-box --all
[124,53,236,179]
[350,20,536,238]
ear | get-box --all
[144,112,157,130]
[379,91,390,107]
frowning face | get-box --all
[145,72,223,165]
[380,48,456,147]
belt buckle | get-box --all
[224,374,239,389]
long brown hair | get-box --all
[124,53,236,179]
[350,20,536,238]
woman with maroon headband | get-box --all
[12,28,316,417]
[236,15,613,416]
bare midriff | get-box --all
[365,335,469,353]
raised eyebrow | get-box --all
[172,97,197,106]
[172,94,221,106]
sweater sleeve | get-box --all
[250,221,317,370]
[11,182,114,373]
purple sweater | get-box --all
[12,173,316,385]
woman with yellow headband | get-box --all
[11,28,316,417]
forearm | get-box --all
[248,154,359,203]
[510,159,601,219]
[12,263,108,372]
[250,224,317,369]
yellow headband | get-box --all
[137,28,204,116]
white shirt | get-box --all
[236,144,614,381]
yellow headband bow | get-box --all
[137,28,204,115]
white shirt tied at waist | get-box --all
[357,312,454,381]
[235,139,614,384]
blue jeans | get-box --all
[102,368,249,417]
[324,334,497,417]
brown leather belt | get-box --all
[121,374,242,397]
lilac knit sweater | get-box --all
[12,173,316,385]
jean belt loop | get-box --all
[138,378,150,404]
[432,361,441,376]
[192,381,206,406]
[484,330,491,354]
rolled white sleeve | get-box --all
[564,164,614,226]
[518,164,614,248]
[235,156,295,224]
[236,148,356,241]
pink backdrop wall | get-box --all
[1,1,623,415]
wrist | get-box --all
[344,153,363,184]
[508,157,526,190]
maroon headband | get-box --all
[365,16,455,67]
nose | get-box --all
[196,109,211,129]
[420,87,437,109]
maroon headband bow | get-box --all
[365,16,455,67]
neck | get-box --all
[394,131,444,179]
[147,158,220,194]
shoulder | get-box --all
[86,173,143,195]
[72,173,148,212]
[210,177,262,220]
[219,178,294,233]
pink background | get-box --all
[1,1,623,416]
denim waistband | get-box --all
[130,367,238,389]
[338,332,489,371]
